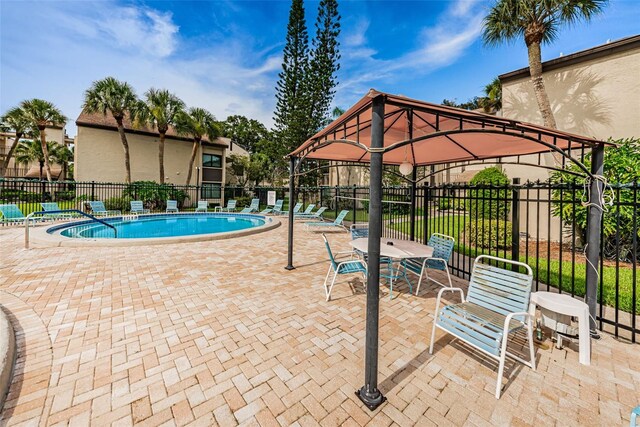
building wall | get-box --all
[75,126,226,202]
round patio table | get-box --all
[349,238,434,259]
[349,238,434,298]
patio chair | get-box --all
[130,200,150,214]
[240,198,260,213]
[0,204,31,224]
[306,210,349,231]
[219,200,237,212]
[274,201,302,216]
[166,200,179,213]
[632,406,640,427]
[88,201,121,216]
[260,199,283,215]
[40,202,75,220]
[402,233,455,295]
[295,206,327,220]
[195,201,208,212]
[322,233,367,301]
[429,255,536,399]
[293,204,315,218]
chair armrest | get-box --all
[434,287,465,312]
[503,311,534,336]
[336,260,367,271]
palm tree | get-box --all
[83,77,138,183]
[1,106,32,176]
[134,88,185,183]
[480,77,502,113]
[51,144,73,181]
[14,139,59,180]
[20,99,67,182]
[174,108,220,185]
[482,0,607,128]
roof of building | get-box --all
[499,34,640,83]
[76,111,228,148]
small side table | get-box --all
[528,291,591,365]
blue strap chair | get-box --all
[295,206,327,220]
[88,201,121,216]
[166,200,179,213]
[240,199,260,213]
[195,201,208,212]
[632,406,639,427]
[260,199,283,215]
[130,200,150,214]
[430,255,536,399]
[40,202,74,219]
[322,233,367,301]
[402,233,455,295]
[306,210,349,230]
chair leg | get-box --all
[326,271,339,302]
[323,265,333,300]
[416,267,425,296]
[495,334,510,399]
[444,265,453,288]
[527,318,536,371]
[429,310,439,354]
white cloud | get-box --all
[0,1,281,135]
[337,0,486,101]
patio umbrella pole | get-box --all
[285,156,296,270]
[357,95,386,411]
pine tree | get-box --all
[273,0,310,157]
[307,0,341,132]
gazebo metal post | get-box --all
[585,143,605,333]
[285,156,296,271]
[357,95,386,411]
[409,168,417,241]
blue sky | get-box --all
[1,0,639,137]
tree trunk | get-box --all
[39,127,53,182]
[527,42,557,129]
[185,139,200,185]
[1,132,22,177]
[159,132,166,183]
[115,118,132,183]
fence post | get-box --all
[334,185,339,218]
[511,178,521,271]
[410,169,417,241]
[353,185,357,224]
[91,181,95,201]
[422,183,429,245]
[41,181,46,202]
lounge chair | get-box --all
[632,406,640,427]
[166,200,179,213]
[429,255,536,399]
[88,201,121,216]
[195,201,208,212]
[322,233,367,301]
[130,200,150,214]
[40,202,75,219]
[240,198,260,213]
[216,200,236,212]
[306,210,349,230]
[297,204,316,216]
[260,199,283,215]
[402,233,455,295]
[275,202,302,216]
[0,204,31,224]
[295,206,327,220]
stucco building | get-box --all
[74,112,249,203]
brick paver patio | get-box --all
[0,221,638,426]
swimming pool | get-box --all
[44,213,278,244]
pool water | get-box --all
[54,214,266,239]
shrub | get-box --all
[468,167,510,220]
[104,196,132,212]
[235,196,253,209]
[361,194,411,215]
[54,191,75,201]
[437,198,451,211]
[123,181,189,210]
[0,189,42,202]
[468,219,512,250]
[551,137,640,261]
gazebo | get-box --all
[286,89,613,410]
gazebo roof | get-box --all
[288,89,612,167]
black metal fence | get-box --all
[1,178,637,342]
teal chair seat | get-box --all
[322,233,366,301]
[402,232,455,295]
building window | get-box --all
[201,183,221,199]
[202,153,222,168]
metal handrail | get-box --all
[25,209,118,248]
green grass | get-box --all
[14,201,78,216]
[390,215,639,314]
